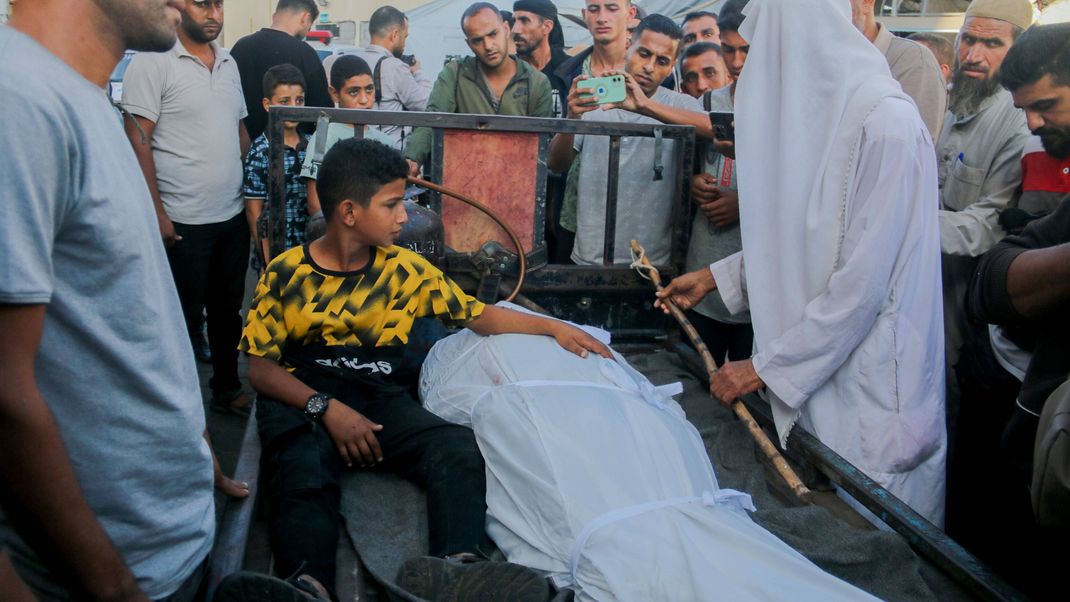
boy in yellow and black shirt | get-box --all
[240,138,609,597]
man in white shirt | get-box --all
[657,0,947,526]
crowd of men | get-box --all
[1,0,1069,600]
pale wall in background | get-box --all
[222,0,429,47]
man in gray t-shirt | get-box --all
[683,84,753,366]
[0,4,213,600]
[123,0,251,411]
[548,16,710,266]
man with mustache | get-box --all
[936,0,1032,438]
[123,0,253,416]
[0,0,217,599]
[404,2,552,175]
[512,0,569,118]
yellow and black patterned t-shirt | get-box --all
[240,244,484,387]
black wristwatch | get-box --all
[305,392,331,419]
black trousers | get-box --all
[686,310,754,367]
[262,394,487,595]
[167,213,249,395]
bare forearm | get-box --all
[1007,243,1070,317]
[247,356,316,410]
[123,117,166,218]
[245,199,263,241]
[466,305,561,338]
[305,180,321,216]
[0,549,35,602]
[548,134,577,173]
[239,122,251,159]
[639,101,713,139]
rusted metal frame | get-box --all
[519,264,677,292]
[265,107,697,289]
[265,113,288,261]
[207,400,262,593]
[268,107,697,140]
[602,136,622,265]
[670,342,1025,602]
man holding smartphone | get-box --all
[682,0,753,367]
[548,14,709,267]
[404,3,552,175]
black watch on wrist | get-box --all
[305,392,331,419]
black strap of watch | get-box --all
[305,392,331,419]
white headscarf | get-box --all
[733,0,911,440]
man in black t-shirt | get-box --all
[230,0,332,140]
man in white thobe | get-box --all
[657,0,947,526]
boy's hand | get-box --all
[322,400,383,468]
[552,323,613,359]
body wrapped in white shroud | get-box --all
[419,310,876,601]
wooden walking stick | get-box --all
[629,240,812,503]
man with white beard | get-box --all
[657,0,947,525]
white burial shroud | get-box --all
[419,308,876,601]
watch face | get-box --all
[307,395,329,417]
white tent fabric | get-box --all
[419,304,878,601]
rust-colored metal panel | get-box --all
[440,130,538,254]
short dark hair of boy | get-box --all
[369,6,406,37]
[906,33,954,68]
[276,0,319,20]
[717,0,750,33]
[461,2,501,33]
[330,55,373,92]
[632,14,684,49]
[262,63,307,99]
[1000,23,1070,93]
[318,138,410,219]
[682,10,718,26]
[682,41,723,62]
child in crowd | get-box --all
[303,55,394,226]
[243,63,310,271]
[239,138,610,598]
